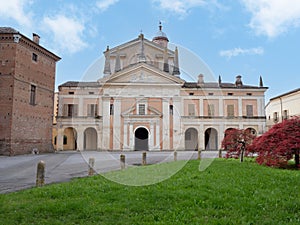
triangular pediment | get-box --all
[121,105,162,118]
[99,62,184,85]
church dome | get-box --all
[152,22,169,47]
[154,29,168,40]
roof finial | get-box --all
[259,76,264,87]
[103,46,111,76]
[163,47,169,73]
[114,48,121,73]
[159,21,162,31]
[172,46,180,76]
[138,34,146,63]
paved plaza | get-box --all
[0,151,221,193]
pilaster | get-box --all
[162,99,170,149]
[113,98,121,150]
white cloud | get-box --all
[96,0,119,12]
[42,15,87,54]
[242,0,300,38]
[152,0,207,15]
[0,0,33,27]
[219,47,264,59]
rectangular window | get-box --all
[273,112,278,122]
[63,104,78,117]
[246,105,253,117]
[227,105,234,117]
[87,104,98,117]
[32,53,38,62]
[208,104,215,117]
[138,104,146,115]
[169,105,173,115]
[283,110,288,120]
[188,104,195,116]
[110,104,114,115]
[30,85,36,105]
[67,104,78,117]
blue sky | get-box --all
[1,0,300,102]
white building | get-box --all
[266,88,300,129]
[54,24,268,151]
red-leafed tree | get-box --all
[250,117,300,168]
[222,128,256,162]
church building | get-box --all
[55,24,267,151]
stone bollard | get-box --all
[218,149,222,158]
[120,154,125,170]
[198,149,202,160]
[88,157,95,176]
[36,160,45,187]
[174,151,177,161]
[142,152,147,166]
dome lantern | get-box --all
[152,21,169,48]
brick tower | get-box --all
[0,27,61,155]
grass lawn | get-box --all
[0,159,299,225]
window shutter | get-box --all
[73,104,78,117]
[63,104,68,116]
[208,104,215,117]
[188,104,195,116]
[227,105,234,117]
[87,104,91,117]
[246,105,253,117]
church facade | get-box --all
[54,25,267,151]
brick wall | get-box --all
[0,30,60,155]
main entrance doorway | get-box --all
[134,127,149,151]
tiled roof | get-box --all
[0,27,19,33]
[270,87,300,100]
[59,81,102,88]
